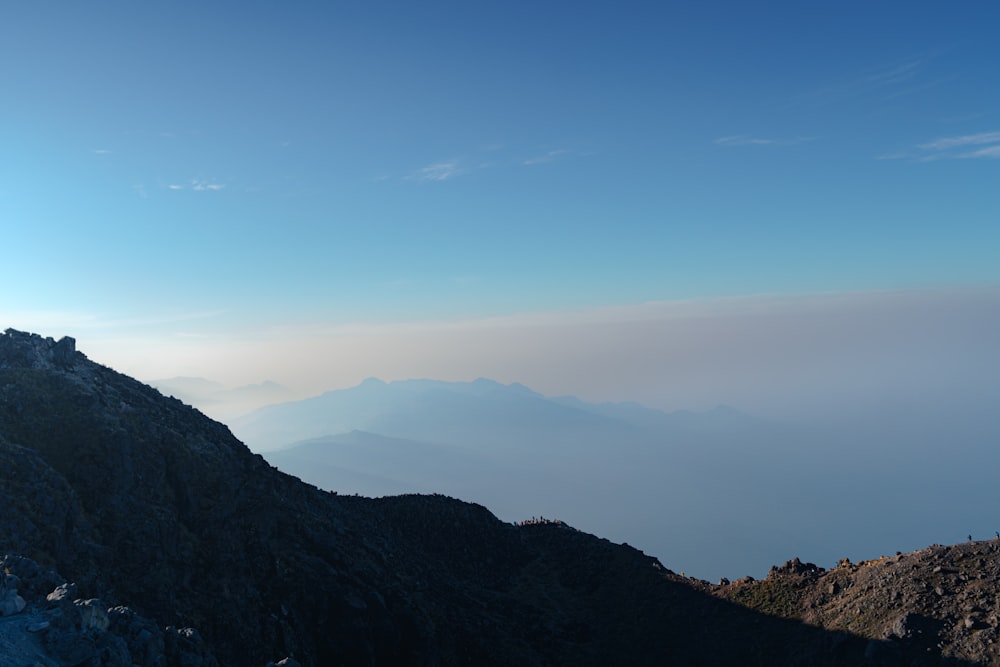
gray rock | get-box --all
[46,583,78,606]
[265,659,303,667]
[883,612,942,644]
[0,589,26,615]
[108,605,167,667]
[51,336,76,365]
[164,625,217,667]
[74,598,110,632]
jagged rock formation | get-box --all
[0,329,992,666]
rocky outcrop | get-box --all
[0,555,217,667]
[0,329,78,371]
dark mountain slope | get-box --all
[0,329,988,666]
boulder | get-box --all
[46,582,78,606]
[74,598,110,632]
[0,589,26,615]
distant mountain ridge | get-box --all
[229,376,1000,582]
[230,376,747,452]
[232,378,804,579]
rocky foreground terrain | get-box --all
[0,328,996,666]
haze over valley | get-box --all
[140,286,1000,582]
[153,344,999,583]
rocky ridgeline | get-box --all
[0,327,994,666]
[711,544,1000,665]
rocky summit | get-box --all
[0,328,996,666]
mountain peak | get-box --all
[0,328,80,370]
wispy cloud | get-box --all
[714,136,777,147]
[918,131,1000,151]
[522,148,593,166]
[406,161,462,182]
[885,131,1000,161]
[167,179,227,191]
[408,147,585,180]
[714,135,813,148]
[523,149,569,165]
[93,149,112,155]
[866,59,922,87]
[785,55,939,109]
[962,144,1000,159]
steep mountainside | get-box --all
[0,329,995,666]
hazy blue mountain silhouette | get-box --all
[232,378,801,579]
[231,377,751,452]
[229,377,1000,581]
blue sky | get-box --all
[2,2,999,409]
